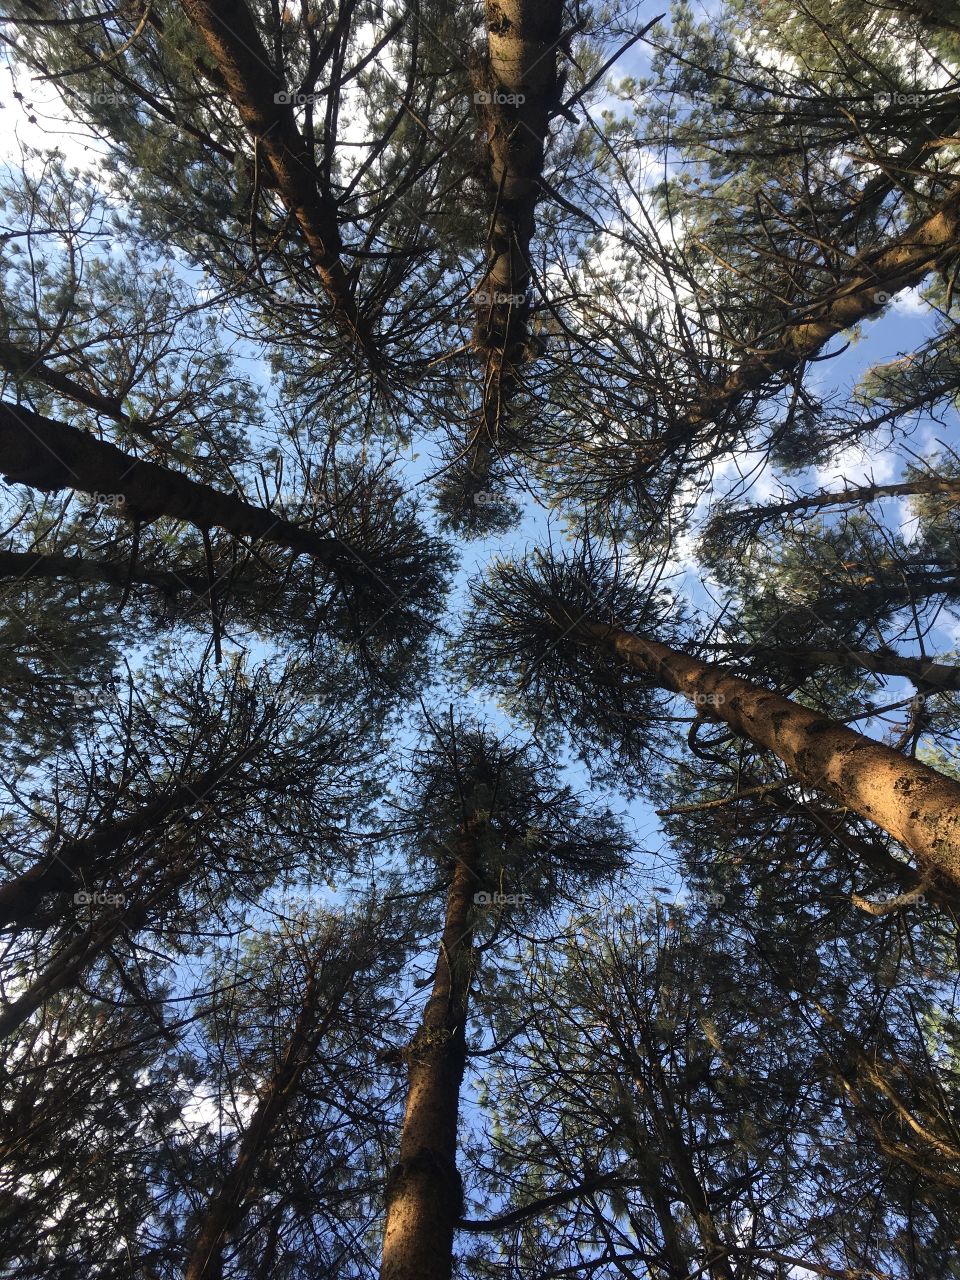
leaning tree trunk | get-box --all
[0,754,254,926]
[185,963,352,1280]
[0,856,188,1038]
[379,819,484,1280]
[463,0,564,492]
[653,182,960,466]
[576,619,960,889]
[0,401,346,567]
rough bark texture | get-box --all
[177,0,376,361]
[0,401,344,566]
[655,182,960,465]
[0,549,218,598]
[582,621,960,887]
[184,967,350,1280]
[465,0,564,486]
[0,756,252,926]
[379,823,482,1280]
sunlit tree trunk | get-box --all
[379,818,483,1280]
[577,619,960,886]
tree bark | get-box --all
[0,755,254,926]
[653,182,960,465]
[185,965,352,1280]
[717,473,960,531]
[712,641,960,692]
[576,619,960,887]
[379,822,483,1280]
[465,0,564,486]
[177,0,376,362]
[0,858,186,1037]
[0,549,220,599]
[0,401,347,567]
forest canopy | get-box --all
[0,1,959,1277]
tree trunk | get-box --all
[177,0,375,361]
[379,823,482,1280]
[185,966,352,1280]
[654,182,960,465]
[0,756,252,926]
[578,619,960,887]
[0,858,186,1037]
[466,0,564,484]
[0,401,345,567]
[0,549,221,599]
[718,473,960,530]
[712,641,960,692]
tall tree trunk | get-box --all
[177,0,376,362]
[574,618,960,887]
[465,0,564,486]
[379,821,483,1280]
[185,965,353,1280]
[653,182,960,466]
[0,755,255,926]
[0,401,346,567]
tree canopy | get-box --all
[1,1,960,1277]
